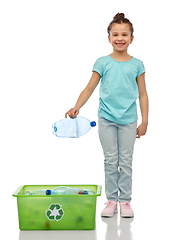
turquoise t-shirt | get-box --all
[92,55,145,124]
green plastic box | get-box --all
[13,185,102,230]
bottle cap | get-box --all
[83,191,88,195]
[46,190,52,195]
[90,121,96,127]
[53,127,57,132]
[78,191,83,194]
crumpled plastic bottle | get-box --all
[52,116,96,138]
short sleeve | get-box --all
[92,58,103,78]
[137,60,145,77]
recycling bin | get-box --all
[13,185,102,230]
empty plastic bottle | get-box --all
[46,186,95,195]
[32,189,47,195]
[52,116,96,138]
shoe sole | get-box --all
[101,209,118,218]
[120,214,134,218]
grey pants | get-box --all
[98,117,137,202]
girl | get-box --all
[65,13,148,218]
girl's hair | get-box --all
[107,13,134,36]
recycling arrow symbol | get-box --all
[46,203,64,221]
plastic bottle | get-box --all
[46,186,95,195]
[24,190,33,195]
[52,116,96,138]
[32,189,47,195]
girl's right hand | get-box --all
[65,107,79,118]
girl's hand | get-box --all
[136,123,147,138]
[65,107,79,118]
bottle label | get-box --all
[46,203,64,221]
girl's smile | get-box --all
[115,42,126,50]
[116,43,125,46]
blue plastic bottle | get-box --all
[46,186,95,195]
[52,116,96,138]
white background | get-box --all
[1,0,179,239]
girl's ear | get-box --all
[108,35,111,43]
[130,36,134,44]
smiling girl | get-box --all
[65,13,149,218]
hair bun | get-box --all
[113,13,125,20]
[107,13,133,36]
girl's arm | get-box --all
[136,72,149,138]
[65,71,101,118]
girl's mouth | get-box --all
[116,43,125,46]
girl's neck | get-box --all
[110,50,132,62]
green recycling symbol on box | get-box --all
[46,203,64,221]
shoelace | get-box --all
[104,201,114,208]
[122,202,131,209]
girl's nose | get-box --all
[118,35,123,41]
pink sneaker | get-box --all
[119,201,134,218]
[101,201,118,217]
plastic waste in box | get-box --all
[52,116,96,138]
[13,185,102,230]
[25,186,96,196]
[46,186,95,195]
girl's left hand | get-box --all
[136,123,148,138]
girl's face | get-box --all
[108,23,134,53]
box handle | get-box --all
[12,185,24,197]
